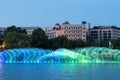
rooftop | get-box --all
[92,26,120,30]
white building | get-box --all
[90,26,120,42]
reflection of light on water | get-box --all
[0,63,3,80]
[0,63,2,68]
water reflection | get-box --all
[0,64,119,80]
[0,64,3,80]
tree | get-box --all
[82,21,87,24]
[100,39,111,47]
[62,21,70,24]
[4,32,31,49]
[31,28,48,48]
[4,26,30,49]
[55,23,60,25]
[112,37,120,49]
[52,36,68,49]
[67,39,85,49]
[18,40,31,48]
[4,25,27,37]
[49,36,85,49]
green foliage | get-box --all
[52,36,68,49]
[4,32,31,49]
[47,36,85,49]
[55,23,60,25]
[100,39,111,47]
[86,39,100,47]
[4,25,27,37]
[82,21,87,24]
[112,37,120,49]
[4,26,31,49]
[31,28,48,48]
[62,21,70,24]
[18,40,31,48]
[67,39,85,49]
[5,25,120,50]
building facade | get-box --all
[90,26,120,42]
[0,27,6,37]
[43,23,87,41]
[53,23,86,41]
[22,27,39,36]
[43,27,56,39]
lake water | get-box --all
[0,64,120,80]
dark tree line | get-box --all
[47,36,85,49]
[3,25,120,50]
[3,26,85,49]
[4,26,31,49]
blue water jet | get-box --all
[0,47,120,63]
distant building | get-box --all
[90,26,120,42]
[0,27,6,37]
[53,23,86,41]
[43,23,87,41]
[22,27,39,36]
[43,27,55,39]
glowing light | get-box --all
[0,47,120,63]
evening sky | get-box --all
[0,0,119,27]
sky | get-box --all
[0,0,120,27]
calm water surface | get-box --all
[0,64,120,80]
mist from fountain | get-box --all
[0,47,120,63]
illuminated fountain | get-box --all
[0,47,120,63]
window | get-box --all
[64,31,66,33]
[108,33,111,35]
[66,34,68,37]
[108,36,111,38]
